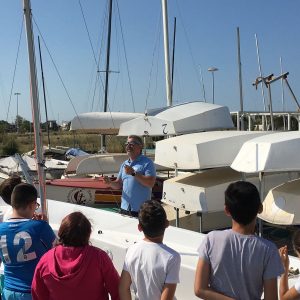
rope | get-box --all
[3,17,24,131]
[31,15,84,130]
[175,0,203,95]
[115,0,136,112]
[78,0,98,67]
[144,11,162,112]
[78,0,106,112]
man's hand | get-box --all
[104,176,122,190]
[124,165,135,175]
[103,176,111,184]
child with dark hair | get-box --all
[279,230,300,299]
[31,211,120,300]
[0,175,22,205]
[0,175,22,221]
[0,183,56,300]
[194,181,284,300]
[119,200,181,300]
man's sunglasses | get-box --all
[125,141,141,147]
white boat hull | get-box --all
[162,168,300,213]
[39,200,203,299]
[119,101,234,136]
[70,112,143,133]
[155,131,271,170]
[259,178,300,225]
[231,131,300,173]
[43,182,121,207]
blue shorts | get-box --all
[3,288,32,300]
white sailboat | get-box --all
[230,131,300,226]
[119,101,234,136]
[0,154,68,182]
[156,130,300,232]
[162,168,298,215]
[70,112,143,133]
[231,131,300,173]
[154,130,271,170]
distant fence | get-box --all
[231,111,300,131]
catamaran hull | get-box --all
[162,168,300,213]
[42,177,164,207]
[43,181,121,206]
[259,178,300,225]
[46,200,201,300]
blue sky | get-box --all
[0,0,299,124]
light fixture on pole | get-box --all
[14,92,21,133]
[208,67,218,104]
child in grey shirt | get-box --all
[194,181,284,300]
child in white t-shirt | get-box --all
[119,200,181,300]
[279,230,300,299]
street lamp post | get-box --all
[208,67,218,104]
[14,92,21,133]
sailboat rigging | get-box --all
[37,35,51,148]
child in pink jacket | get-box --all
[32,211,120,300]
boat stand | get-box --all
[175,208,180,227]
[197,211,203,233]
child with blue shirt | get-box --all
[0,183,56,300]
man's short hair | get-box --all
[58,212,91,246]
[0,175,22,205]
[128,135,143,146]
[138,200,166,238]
[225,181,261,226]
[11,183,38,210]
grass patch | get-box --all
[0,132,128,155]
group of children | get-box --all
[0,177,300,300]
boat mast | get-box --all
[102,0,113,150]
[161,0,172,106]
[170,17,176,101]
[236,27,244,130]
[23,0,47,215]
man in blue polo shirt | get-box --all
[106,135,156,217]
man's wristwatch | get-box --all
[131,171,136,176]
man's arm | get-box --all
[104,176,122,190]
[124,165,155,188]
[132,173,155,188]
[194,258,234,300]
[119,270,132,300]
[161,283,177,300]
